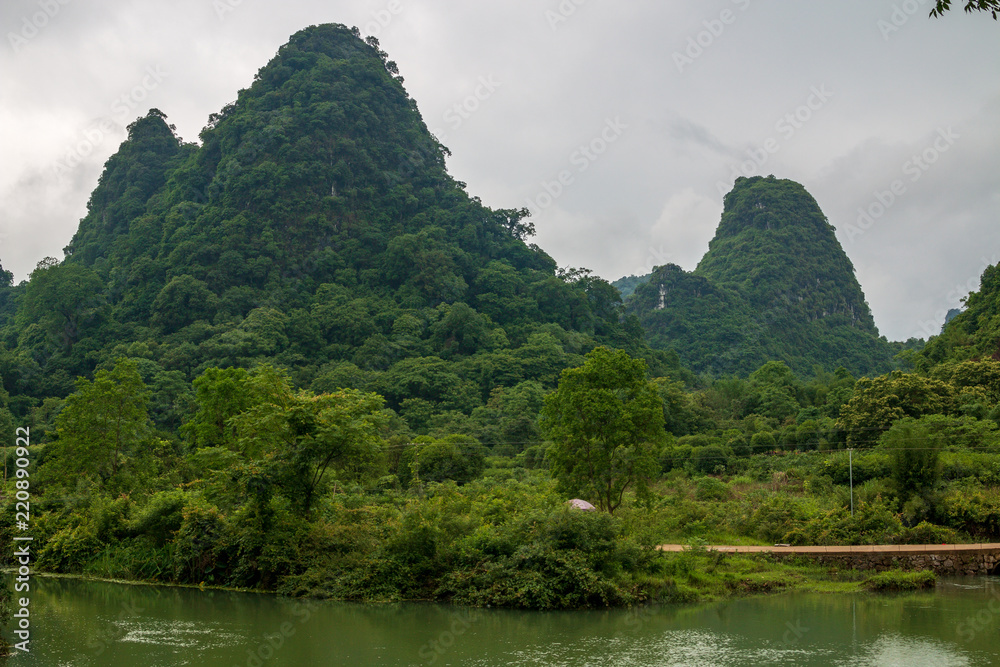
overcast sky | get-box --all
[1,0,997,341]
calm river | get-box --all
[5,575,1000,666]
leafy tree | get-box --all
[745,361,802,422]
[654,378,705,436]
[880,418,944,505]
[577,275,624,336]
[511,331,572,388]
[494,207,535,241]
[211,307,290,360]
[750,430,777,453]
[232,386,387,512]
[930,360,1000,403]
[184,367,253,448]
[311,361,372,393]
[837,371,957,447]
[429,302,492,357]
[930,0,999,19]
[491,380,546,449]
[385,228,468,304]
[46,358,150,488]
[378,356,480,416]
[470,380,546,451]
[542,347,665,513]
[184,365,289,448]
[150,275,219,333]
[693,444,729,474]
[311,284,377,347]
[18,260,104,350]
[400,434,487,487]
[472,261,537,324]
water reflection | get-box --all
[3,576,1000,666]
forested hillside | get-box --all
[917,262,1000,370]
[0,24,683,440]
[625,176,903,376]
[1,23,999,614]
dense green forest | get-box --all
[1,24,999,614]
[623,176,912,377]
[0,24,683,436]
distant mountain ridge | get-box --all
[622,176,898,376]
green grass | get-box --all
[82,542,175,582]
[642,551,940,603]
[862,569,937,592]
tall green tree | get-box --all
[837,371,957,447]
[542,347,665,513]
[399,434,487,487]
[183,365,290,449]
[231,385,387,513]
[18,260,104,350]
[881,417,944,507]
[0,261,12,288]
[150,274,219,333]
[48,358,150,488]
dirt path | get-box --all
[657,543,1000,555]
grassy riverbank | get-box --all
[14,547,923,605]
[4,453,967,610]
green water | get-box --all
[6,575,1000,666]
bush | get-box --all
[935,488,1000,538]
[438,508,652,609]
[401,435,487,487]
[780,498,905,546]
[804,474,833,496]
[750,431,777,454]
[862,569,936,592]
[130,490,187,546]
[438,544,632,609]
[516,445,549,470]
[433,505,661,609]
[173,500,228,583]
[941,451,1000,484]
[739,494,812,544]
[659,444,693,474]
[893,521,963,545]
[692,445,729,475]
[228,497,308,589]
[695,477,731,501]
[38,525,100,572]
[821,451,890,485]
[832,477,894,509]
[88,495,131,543]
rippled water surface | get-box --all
[7,575,1000,666]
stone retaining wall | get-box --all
[770,549,1000,575]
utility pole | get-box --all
[849,448,854,518]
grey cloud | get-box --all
[0,0,997,343]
